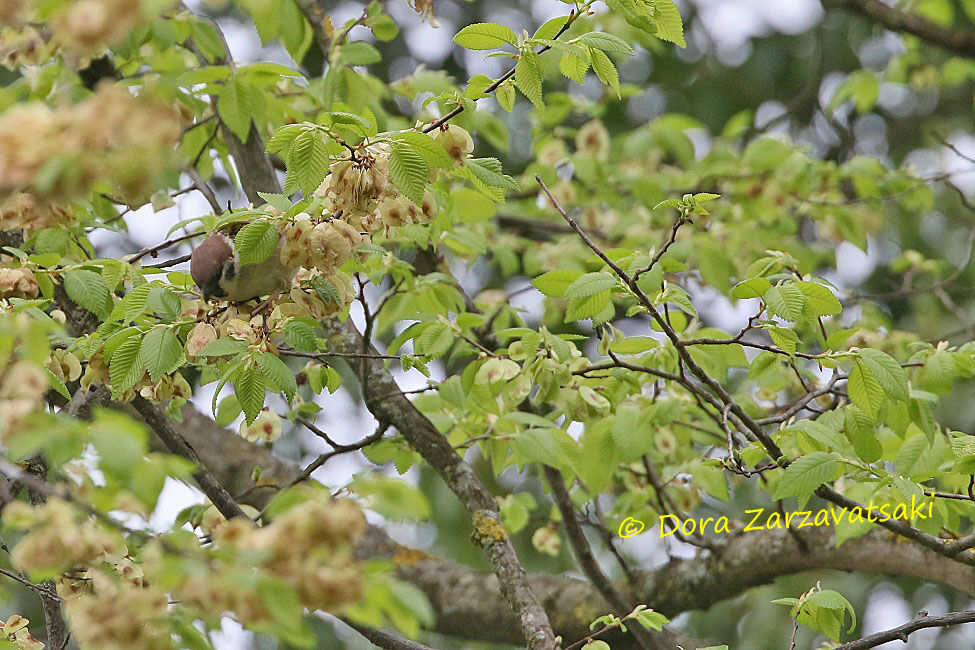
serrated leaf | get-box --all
[564,272,616,299]
[389,143,427,205]
[63,269,111,319]
[608,337,658,354]
[731,277,770,299]
[283,321,317,351]
[465,157,519,193]
[312,277,340,305]
[559,53,589,83]
[844,406,881,463]
[218,77,260,142]
[565,291,610,322]
[139,327,184,382]
[198,338,249,357]
[857,348,909,402]
[109,334,145,399]
[265,124,304,155]
[659,286,697,318]
[748,350,779,379]
[235,365,267,424]
[848,359,885,417]
[589,47,620,96]
[652,0,686,47]
[534,16,570,40]
[414,322,453,358]
[286,129,331,197]
[764,284,804,321]
[577,32,635,56]
[453,23,518,50]
[514,51,544,108]
[394,131,452,168]
[532,270,583,297]
[771,452,836,503]
[766,326,798,356]
[496,81,516,111]
[234,221,279,266]
[255,352,297,401]
[797,281,842,317]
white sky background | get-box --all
[87,0,975,647]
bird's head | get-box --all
[190,232,235,300]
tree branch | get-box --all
[319,318,558,650]
[835,608,975,650]
[821,0,975,58]
[131,396,247,521]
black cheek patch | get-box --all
[202,278,226,299]
[223,259,236,281]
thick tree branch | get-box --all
[131,396,247,521]
[169,403,975,647]
[320,318,558,649]
[544,467,659,650]
[822,0,975,58]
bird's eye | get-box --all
[223,259,236,280]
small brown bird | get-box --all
[190,232,296,303]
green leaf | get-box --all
[453,23,518,50]
[748,350,779,379]
[238,0,280,45]
[234,221,279,266]
[339,41,381,65]
[311,277,340,305]
[534,16,570,40]
[414,322,453,358]
[589,47,620,96]
[286,129,331,197]
[389,143,428,205]
[465,158,519,193]
[844,406,882,463]
[235,365,267,425]
[577,32,635,56]
[771,452,837,503]
[496,81,516,111]
[514,51,544,108]
[218,77,261,142]
[266,124,304,155]
[198,338,249,357]
[608,337,658,354]
[350,474,432,521]
[559,53,589,84]
[797,281,842,317]
[255,352,297,401]
[564,272,616,298]
[652,0,686,47]
[257,576,304,629]
[139,327,184,382]
[565,291,611,322]
[848,359,886,416]
[283,320,317,351]
[764,284,804,321]
[394,131,453,168]
[857,348,909,401]
[659,285,697,318]
[63,269,111,319]
[766,326,798,356]
[109,334,145,399]
[731,277,770,299]
[532,270,583,297]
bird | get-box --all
[189,231,296,303]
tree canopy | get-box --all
[0,0,974,649]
